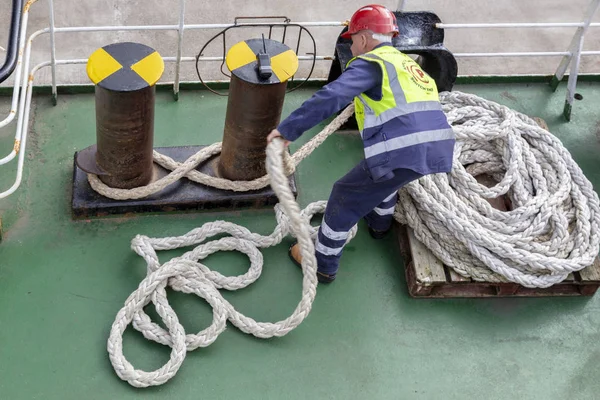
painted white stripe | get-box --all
[373,206,396,216]
[320,219,350,241]
[364,128,455,158]
[362,52,407,106]
[362,101,443,130]
[383,191,397,203]
[315,240,344,256]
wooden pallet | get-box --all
[397,226,600,298]
[396,172,600,298]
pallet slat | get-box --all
[580,257,600,281]
[496,284,520,296]
[407,229,446,285]
[400,225,600,298]
[398,164,600,298]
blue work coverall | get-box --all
[278,44,454,277]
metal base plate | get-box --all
[71,145,297,218]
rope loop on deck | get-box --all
[106,136,358,387]
[107,91,600,387]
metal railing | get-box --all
[0,0,599,200]
[0,0,24,84]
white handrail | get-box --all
[438,22,600,29]
[48,0,57,103]
[0,0,37,166]
[559,0,600,120]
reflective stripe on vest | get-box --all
[364,128,456,158]
[348,47,445,133]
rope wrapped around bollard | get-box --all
[88,105,356,198]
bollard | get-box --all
[71,39,299,217]
[218,38,298,181]
[76,42,164,189]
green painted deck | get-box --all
[1,83,600,399]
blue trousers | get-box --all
[316,161,423,276]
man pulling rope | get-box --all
[268,4,455,283]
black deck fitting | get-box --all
[327,11,458,130]
[71,145,298,218]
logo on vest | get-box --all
[408,64,430,84]
[402,60,434,93]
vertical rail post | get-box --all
[48,0,58,105]
[396,0,406,12]
[552,0,600,120]
[550,0,600,91]
[173,0,185,101]
[563,34,585,121]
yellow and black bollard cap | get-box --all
[226,38,299,85]
[87,42,164,92]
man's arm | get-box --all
[274,59,382,142]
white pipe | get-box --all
[0,1,37,167]
[40,21,344,35]
[23,56,334,67]
[185,21,345,29]
[0,27,38,197]
[0,4,34,129]
[454,51,571,57]
[0,61,40,198]
[437,22,600,29]
[0,57,88,196]
[176,55,333,62]
[0,56,331,70]
[25,21,600,34]
[52,25,179,32]
[0,150,16,166]
[0,30,52,168]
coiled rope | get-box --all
[396,91,600,288]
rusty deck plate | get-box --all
[71,145,297,218]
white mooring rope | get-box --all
[107,137,359,387]
[106,91,600,387]
[395,91,600,288]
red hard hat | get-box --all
[341,4,399,39]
